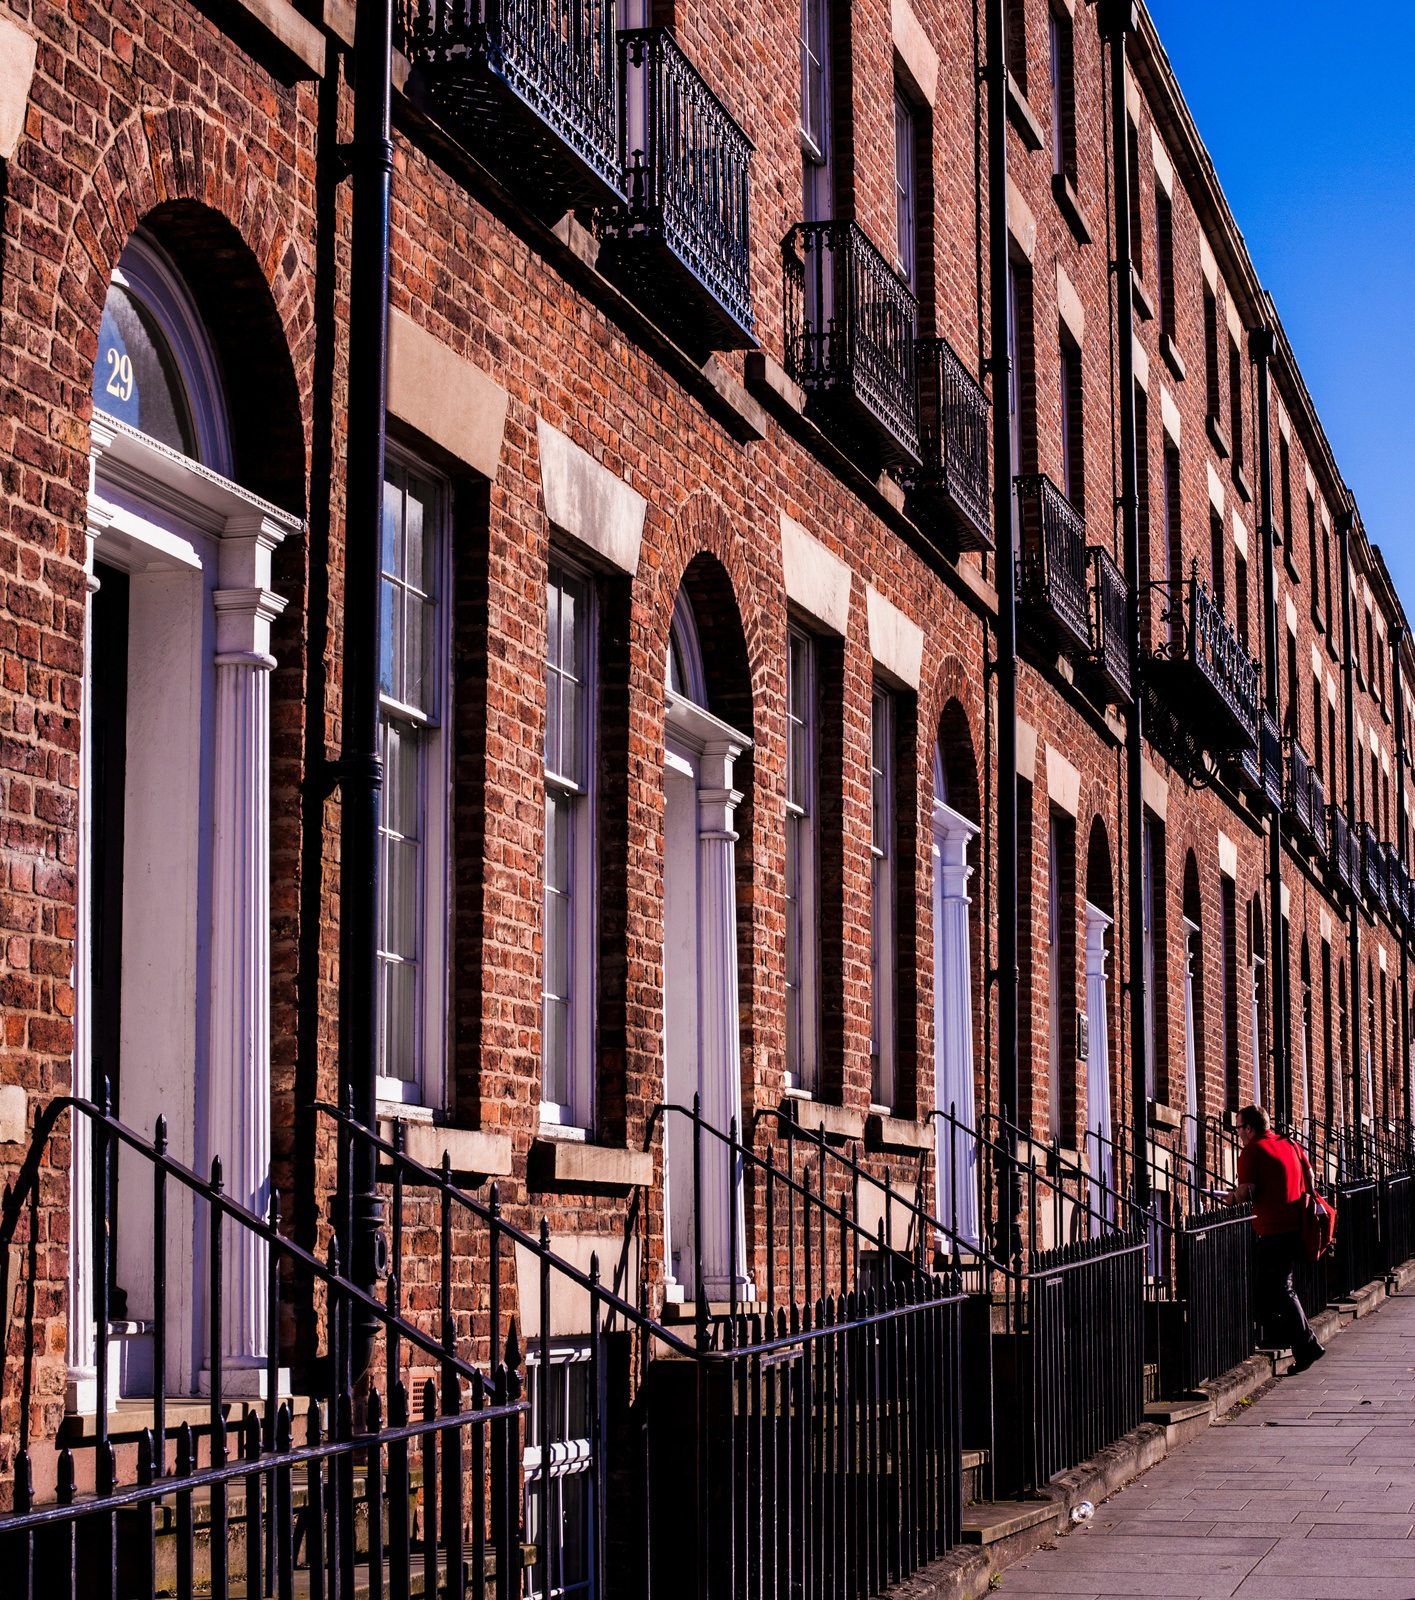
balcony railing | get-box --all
[1284,737,1313,841]
[1386,845,1408,925]
[1143,570,1261,755]
[1363,824,1387,909]
[398,0,621,213]
[1015,475,1091,659]
[1239,708,1283,804]
[597,28,754,352]
[910,335,992,550]
[1330,803,1354,894]
[783,220,921,467]
[1087,544,1132,705]
[1309,771,1328,859]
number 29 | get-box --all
[105,347,134,403]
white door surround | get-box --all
[662,688,753,1304]
[1083,902,1114,1227]
[69,414,299,1407]
[932,795,980,1247]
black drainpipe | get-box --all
[1393,624,1410,1121]
[1337,508,1362,1139]
[984,0,1020,1256]
[1101,0,1149,1210]
[1252,329,1288,1124]
[339,0,395,1380]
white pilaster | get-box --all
[203,519,287,1391]
[67,498,110,1414]
[933,800,980,1247]
[695,737,749,1301]
[1084,904,1114,1229]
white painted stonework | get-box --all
[867,586,923,689]
[780,513,851,636]
[537,417,647,576]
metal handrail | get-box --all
[914,333,992,541]
[1015,473,1090,652]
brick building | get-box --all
[0,0,1409,1583]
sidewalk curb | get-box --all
[889,1264,1409,1600]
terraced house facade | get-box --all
[0,0,1411,1592]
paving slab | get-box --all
[996,1290,1415,1600]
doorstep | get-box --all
[959,1499,1056,1545]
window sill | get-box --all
[1160,332,1186,382]
[1051,172,1093,246]
[378,1118,514,1181]
[865,1112,933,1154]
[529,1137,653,1191]
[1147,1099,1182,1131]
[1284,549,1301,585]
[1206,413,1231,461]
[1232,462,1253,505]
[782,1096,866,1144]
[1131,267,1155,324]
[1006,73,1046,152]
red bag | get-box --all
[1294,1145,1336,1262]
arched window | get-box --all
[92,230,231,473]
[666,588,707,706]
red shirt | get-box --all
[1237,1131,1307,1236]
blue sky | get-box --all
[1144,1,1415,603]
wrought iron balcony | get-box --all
[1086,544,1132,706]
[1239,709,1283,804]
[1385,845,1408,925]
[1329,803,1354,894]
[596,28,754,353]
[1014,475,1090,660]
[1362,824,1387,909]
[909,335,991,550]
[783,220,921,468]
[1142,570,1261,756]
[398,0,621,215]
[1309,771,1328,860]
[1284,737,1313,843]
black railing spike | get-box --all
[154,1112,167,1154]
[57,1448,74,1505]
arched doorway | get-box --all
[71,226,302,1409]
[661,583,753,1303]
[932,707,980,1247]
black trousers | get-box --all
[1255,1230,1320,1355]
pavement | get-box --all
[995,1289,1415,1599]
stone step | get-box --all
[959,1498,1057,1545]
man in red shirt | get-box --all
[1224,1104,1325,1372]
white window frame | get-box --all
[870,687,897,1109]
[1047,813,1063,1140]
[376,451,452,1112]
[523,1339,594,1600]
[541,557,597,1135]
[1141,814,1157,1100]
[784,626,820,1095]
[893,89,917,289]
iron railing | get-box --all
[1329,802,1355,894]
[1087,545,1132,705]
[911,335,992,550]
[0,1091,536,1600]
[1015,474,1091,658]
[1238,708,1282,804]
[1284,736,1313,841]
[1170,1204,1253,1395]
[1143,570,1261,754]
[398,0,621,210]
[1391,849,1412,928]
[599,28,754,349]
[1309,770,1328,859]
[783,221,921,467]
[1362,823,1387,909]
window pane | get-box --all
[546,568,587,787]
[382,958,418,1083]
[384,838,419,959]
[95,281,196,457]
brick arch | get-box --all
[641,488,773,734]
[62,107,315,511]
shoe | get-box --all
[1290,1342,1325,1373]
